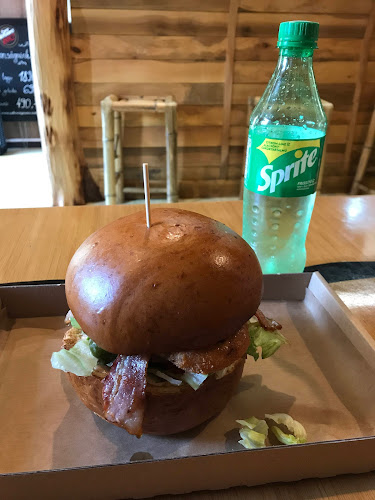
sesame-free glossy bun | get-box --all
[65,208,262,355]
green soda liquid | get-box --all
[243,126,325,274]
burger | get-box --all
[51,208,285,437]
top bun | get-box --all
[65,208,262,355]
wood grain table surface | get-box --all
[0,194,375,499]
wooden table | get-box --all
[1,194,375,499]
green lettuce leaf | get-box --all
[247,322,287,361]
[238,428,267,450]
[236,416,268,436]
[266,413,307,445]
[237,416,268,449]
[70,316,81,330]
[182,372,208,391]
[65,310,81,330]
[51,337,98,376]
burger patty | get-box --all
[62,326,247,437]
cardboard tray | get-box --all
[1,273,375,499]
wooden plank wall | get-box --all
[70,0,375,199]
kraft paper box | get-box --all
[1,273,375,499]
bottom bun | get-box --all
[68,357,245,435]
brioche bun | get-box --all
[68,358,245,435]
[66,208,262,355]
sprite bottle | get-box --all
[242,21,327,274]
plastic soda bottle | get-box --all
[242,21,327,274]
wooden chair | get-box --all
[239,97,333,198]
[101,95,178,205]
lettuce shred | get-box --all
[237,413,307,449]
[181,372,208,391]
[236,416,268,449]
[51,337,98,376]
[266,413,307,444]
[247,321,287,361]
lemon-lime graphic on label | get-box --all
[256,138,320,164]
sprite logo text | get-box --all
[258,148,317,194]
[245,132,325,198]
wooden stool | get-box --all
[100,95,178,205]
[239,97,333,198]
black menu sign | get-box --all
[0,19,37,121]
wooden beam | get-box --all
[343,2,375,175]
[165,100,179,202]
[101,95,117,205]
[350,105,375,194]
[26,0,92,205]
[220,0,239,179]
[113,110,124,204]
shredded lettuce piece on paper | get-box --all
[148,368,182,386]
[182,372,208,391]
[247,321,287,361]
[236,416,268,450]
[51,337,98,376]
[266,413,307,445]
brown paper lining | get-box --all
[1,274,375,477]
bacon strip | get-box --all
[102,354,149,438]
[255,309,282,331]
[166,324,249,374]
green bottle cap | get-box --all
[277,20,319,49]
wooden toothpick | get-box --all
[143,163,151,228]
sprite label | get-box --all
[245,132,325,197]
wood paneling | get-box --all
[71,0,230,11]
[233,61,360,84]
[85,145,243,166]
[232,83,375,109]
[74,83,224,106]
[236,13,366,38]
[84,146,227,168]
[77,106,223,128]
[73,60,225,83]
[79,126,224,147]
[239,0,372,15]
[344,3,375,177]
[235,38,373,61]
[220,0,239,178]
[70,0,375,200]
[71,35,227,60]
[90,169,240,198]
[71,35,375,63]
[71,9,228,36]
[90,164,242,189]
